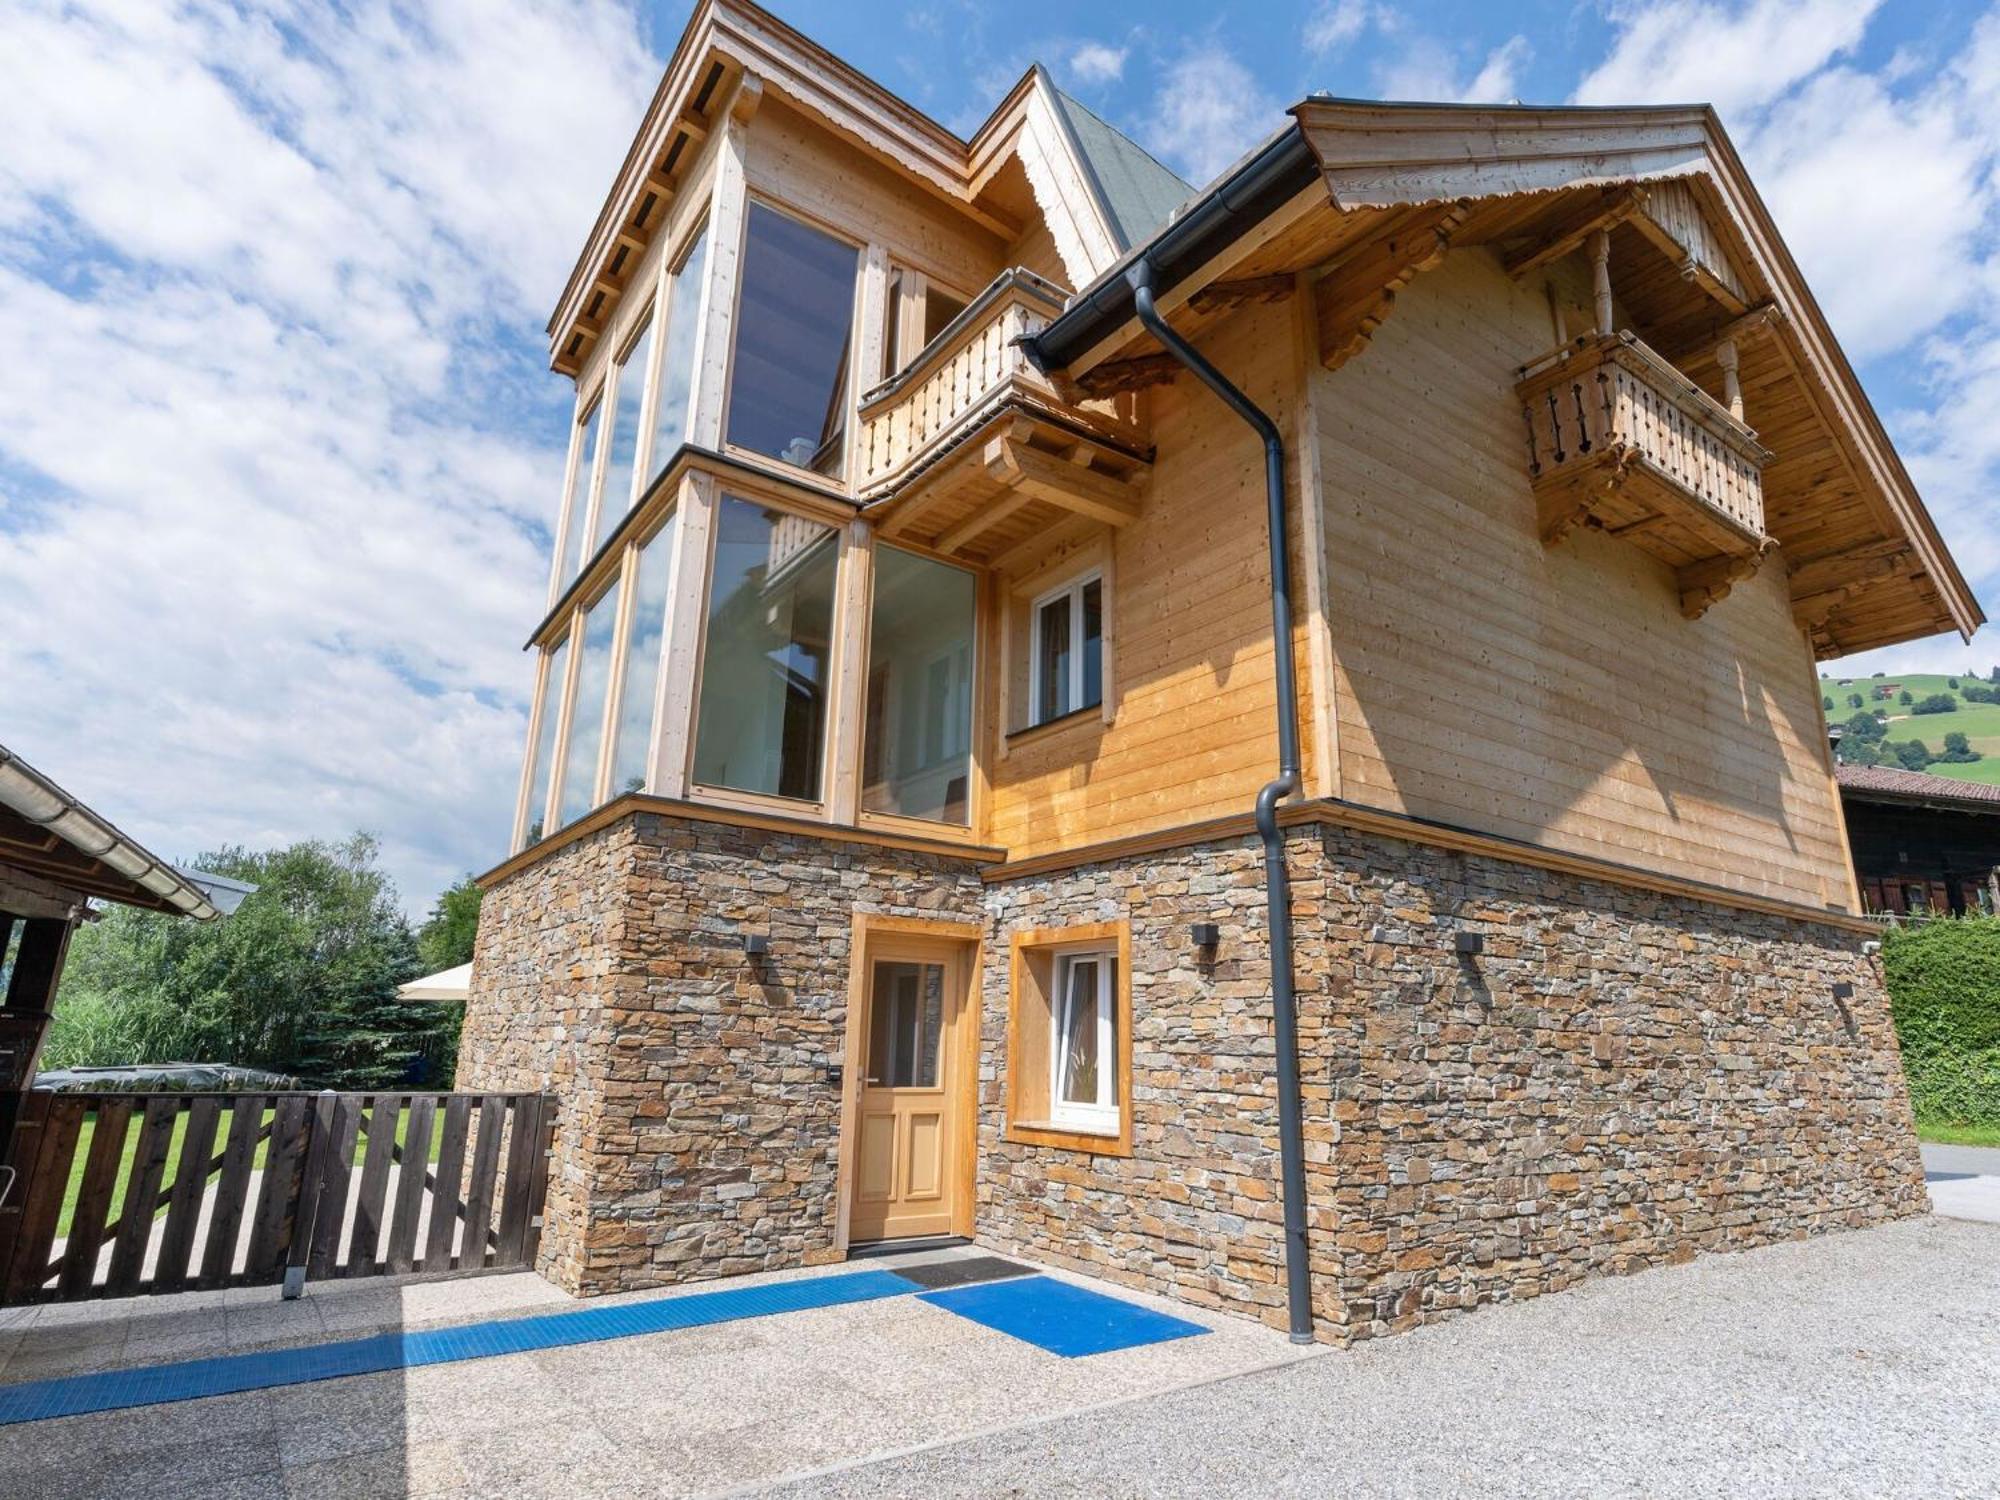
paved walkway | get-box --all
[780,1216,2000,1499]
[1920,1141,2000,1224]
[5,1215,1997,1497]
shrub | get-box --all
[1884,917,2000,1128]
[1940,732,1982,763]
[1913,693,1958,715]
[1965,685,1995,704]
[1843,739,1884,767]
[1823,695,1835,711]
[1844,711,1886,743]
[1894,739,1933,770]
[1948,677,1960,689]
[1899,689,1914,706]
[1847,693,1865,709]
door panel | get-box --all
[848,947,968,1242]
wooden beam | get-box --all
[988,438,1142,527]
[938,489,1036,555]
[1787,543,1911,601]
[1075,352,1180,400]
[1661,301,1782,366]
[1503,187,1646,278]
[1677,542,1775,620]
[1187,274,1297,316]
[1315,202,1471,370]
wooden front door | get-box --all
[848,943,970,1242]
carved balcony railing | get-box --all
[1516,331,1776,618]
[855,269,1142,499]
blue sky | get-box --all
[0,0,1995,915]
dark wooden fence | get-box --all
[0,1091,555,1305]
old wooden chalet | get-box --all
[461,0,1981,1345]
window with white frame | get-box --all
[1029,572,1103,725]
[1051,949,1118,1133]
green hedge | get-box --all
[1882,915,2000,1127]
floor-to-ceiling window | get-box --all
[691,495,840,801]
[862,545,975,824]
[725,203,859,481]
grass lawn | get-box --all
[54,1102,446,1241]
[1820,672,2000,788]
[1916,1120,2000,1149]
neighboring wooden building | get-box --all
[461,1,1981,1345]
[1837,764,2000,917]
[0,744,239,1251]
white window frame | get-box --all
[1028,569,1102,726]
[1050,948,1118,1134]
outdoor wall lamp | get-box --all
[1454,931,1485,956]
[1190,922,1221,950]
[1831,981,1858,1039]
[741,932,769,957]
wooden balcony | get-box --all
[1517,331,1776,618]
[859,269,1151,565]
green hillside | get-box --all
[1819,670,2000,786]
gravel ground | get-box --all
[771,1216,2000,1499]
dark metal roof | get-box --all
[1046,83,1193,251]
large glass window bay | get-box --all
[727,203,859,478]
[692,496,839,801]
[863,545,974,824]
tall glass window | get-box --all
[595,316,653,554]
[607,512,676,797]
[558,400,603,587]
[521,636,568,849]
[692,496,839,801]
[650,227,709,487]
[556,582,621,828]
[726,203,858,479]
[862,545,975,824]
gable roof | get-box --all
[1836,763,2000,812]
[1044,83,1191,251]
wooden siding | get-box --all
[983,300,1319,856]
[1315,248,1853,907]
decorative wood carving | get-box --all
[1074,352,1182,399]
[1314,202,1471,370]
[1677,542,1777,620]
[1187,274,1297,315]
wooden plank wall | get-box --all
[1313,248,1852,907]
[984,299,1321,855]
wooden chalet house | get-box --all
[461,0,1982,1345]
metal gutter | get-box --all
[1024,126,1321,374]
[0,744,226,919]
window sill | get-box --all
[1005,704,1108,750]
[1005,1117,1131,1157]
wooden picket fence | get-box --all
[0,1091,555,1305]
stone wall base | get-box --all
[461,807,1927,1343]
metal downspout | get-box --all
[1128,263,1314,1345]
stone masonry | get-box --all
[463,804,1928,1343]
[460,806,984,1294]
[974,820,1928,1344]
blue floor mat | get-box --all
[0,1269,914,1426]
[918,1274,1209,1357]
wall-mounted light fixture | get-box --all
[1454,931,1484,956]
[1830,980,1858,1039]
[741,932,769,957]
[1191,922,1220,950]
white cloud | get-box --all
[1142,46,1284,187]
[1304,0,1374,55]
[1573,0,1881,118]
[1376,35,1531,103]
[1069,41,1127,84]
[0,0,656,913]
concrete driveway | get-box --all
[1920,1142,2000,1224]
[3,1215,1996,1498]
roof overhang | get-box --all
[0,745,234,919]
[1026,98,1983,659]
[547,0,1140,377]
